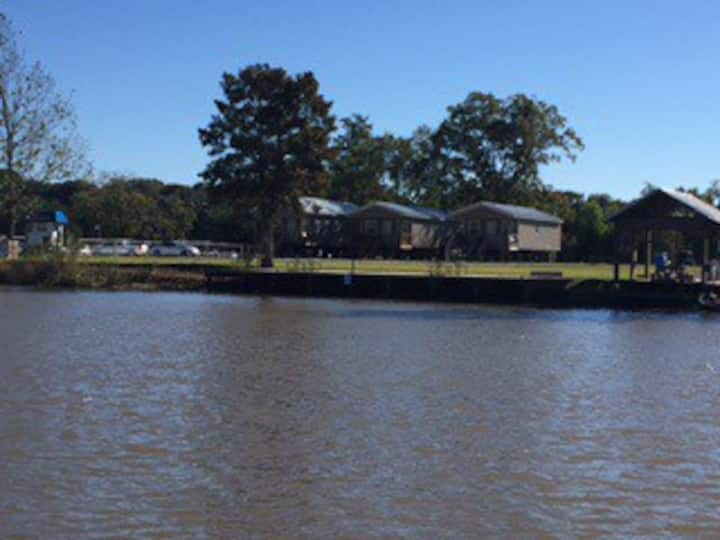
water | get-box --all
[2,289,720,538]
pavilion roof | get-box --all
[610,188,720,229]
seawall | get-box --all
[206,270,713,310]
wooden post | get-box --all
[703,237,710,282]
[645,230,653,280]
[613,232,621,282]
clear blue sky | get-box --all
[4,0,719,200]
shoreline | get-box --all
[206,269,712,311]
[0,260,713,311]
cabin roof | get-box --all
[451,201,563,225]
[299,196,358,217]
[352,201,448,221]
[610,188,720,226]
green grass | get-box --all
[82,256,237,267]
[6,255,699,282]
[2,255,706,287]
[276,259,637,280]
[61,256,651,281]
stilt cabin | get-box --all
[450,201,562,260]
[278,196,357,257]
[350,202,449,258]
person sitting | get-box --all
[654,251,671,280]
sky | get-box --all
[3,0,719,200]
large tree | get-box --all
[0,14,90,236]
[329,114,390,205]
[199,64,335,266]
[432,92,584,206]
[401,125,456,208]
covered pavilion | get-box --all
[609,188,720,282]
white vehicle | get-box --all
[93,241,149,257]
[133,243,150,256]
[150,242,201,257]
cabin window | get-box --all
[364,219,379,236]
[486,220,497,235]
[468,221,483,235]
[381,220,393,237]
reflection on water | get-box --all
[2,289,720,537]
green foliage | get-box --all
[198,64,336,265]
[0,169,37,236]
[531,189,625,261]
[0,14,91,180]
[0,14,91,237]
[430,92,584,206]
[400,125,452,207]
[69,177,197,240]
[329,115,389,204]
[0,256,206,290]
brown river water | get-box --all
[2,289,720,538]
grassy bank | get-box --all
[1,256,698,291]
[0,257,207,291]
[80,256,645,281]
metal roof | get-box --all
[610,188,720,225]
[299,196,358,217]
[353,201,449,221]
[451,201,563,225]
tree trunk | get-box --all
[260,220,275,268]
[9,206,16,240]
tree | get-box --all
[329,115,388,204]
[69,176,198,240]
[402,125,456,208]
[576,199,609,255]
[71,179,153,239]
[199,64,335,266]
[0,168,36,237]
[433,92,584,206]
[0,14,90,236]
[704,179,720,206]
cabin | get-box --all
[278,196,358,256]
[450,201,562,260]
[25,211,69,248]
[349,202,449,258]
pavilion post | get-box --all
[612,231,622,282]
[703,237,710,282]
[645,230,653,280]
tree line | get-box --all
[0,176,255,243]
[196,63,621,264]
[0,12,717,264]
